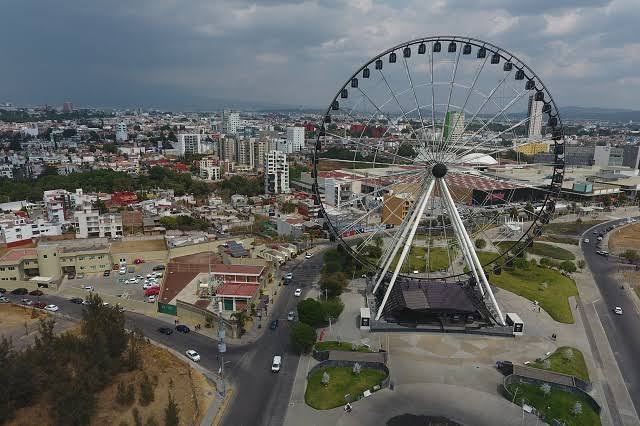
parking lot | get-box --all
[62,261,165,303]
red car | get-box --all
[144,287,160,296]
[134,258,144,264]
[34,302,46,309]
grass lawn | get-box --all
[477,251,578,323]
[305,367,388,409]
[315,341,375,353]
[390,246,455,273]
[538,235,579,246]
[497,241,575,260]
[531,346,590,382]
[544,220,605,236]
[507,383,601,426]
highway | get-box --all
[2,244,327,426]
[581,219,640,413]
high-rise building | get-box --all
[218,137,236,162]
[199,157,221,181]
[62,101,73,113]
[286,127,305,152]
[443,111,464,144]
[253,140,267,171]
[623,145,640,169]
[265,151,290,194]
[236,139,254,168]
[176,134,202,155]
[223,109,240,135]
[527,95,543,140]
[115,122,128,142]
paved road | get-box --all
[581,219,640,413]
[222,249,326,426]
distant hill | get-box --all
[559,106,640,122]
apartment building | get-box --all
[265,151,290,194]
[73,208,123,239]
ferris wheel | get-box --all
[312,36,565,326]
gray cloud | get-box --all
[0,0,638,110]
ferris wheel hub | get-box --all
[432,163,448,178]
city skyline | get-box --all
[0,0,638,111]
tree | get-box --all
[352,362,361,375]
[397,143,416,158]
[320,272,347,299]
[321,371,330,386]
[509,207,519,220]
[102,142,118,154]
[475,238,486,249]
[290,322,317,354]
[139,373,155,406]
[231,310,248,335]
[577,259,586,269]
[540,383,551,397]
[280,201,296,214]
[164,392,180,426]
[622,249,640,264]
[571,401,583,416]
[602,195,612,208]
[297,299,325,327]
[159,216,178,230]
[321,298,344,321]
[559,260,577,273]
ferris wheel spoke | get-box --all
[402,55,433,162]
[435,41,463,162]
[322,130,417,164]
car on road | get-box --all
[176,324,190,333]
[34,301,46,309]
[270,319,279,330]
[284,272,293,280]
[21,298,33,305]
[68,272,76,279]
[70,297,84,304]
[0,296,9,303]
[613,306,623,315]
[119,266,127,275]
[305,252,313,259]
[287,311,295,321]
[11,288,28,295]
[294,288,302,297]
[83,285,95,291]
[596,250,610,256]
[158,327,173,335]
[44,304,59,312]
[185,349,201,362]
[103,270,111,277]
[597,236,603,241]
[271,355,282,372]
[29,289,43,296]
[583,238,590,243]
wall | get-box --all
[112,250,168,265]
[168,237,254,259]
[176,299,237,338]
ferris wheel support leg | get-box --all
[438,180,484,297]
[440,180,505,326]
[375,179,435,321]
[373,188,429,295]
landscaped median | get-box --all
[314,341,374,353]
[305,361,389,410]
[531,346,590,382]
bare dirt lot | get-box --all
[111,239,167,253]
[0,303,41,329]
[609,223,640,253]
[8,342,216,426]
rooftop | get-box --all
[1,248,37,262]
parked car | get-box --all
[21,298,33,305]
[11,288,28,295]
[34,302,46,309]
[271,355,282,372]
[68,272,76,279]
[185,349,201,362]
[152,265,166,271]
[0,296,9,303]
[119,267,127,275]
[70,297,84,304]
[270,319,279,330]
[175,324,190,333]
[0,287,6,294]
[103,270,111,277]
[287,311,295,321]
[147,295,157,303]
[29,289,43,296]
[134,258,144,264]
[44,304,59,312]
[294,288,302,297]
[76,272,85,279]
[158,327,173,335]
[145,287,160,296]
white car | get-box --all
[287,311,295,321]
[294,288,302,297]
[44,304,59,312]
[284,272,293,280]
[186,349,201,362]
[147,295,157,303]
[147,273,154,279]
[305,253,313,259]
[126,278,138,285]
[119,267,127,275]
[271,355,282,372]
[143,282,154,289]
[83,285,95,291]
[613,306,623,315]
[583,238,590,243]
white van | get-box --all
[271,355,282,372]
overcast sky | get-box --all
[0,0,638,110]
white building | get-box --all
[286,127,305,152]
[73,208,123,239]
[443,111,465,144]
[176,133,202,155]
[527,95,543,140]
[199,157,221,181]
[0,216,62,245]
[223,109,240,135]
[115,122,128,141]
[265,151,290,194]
[325,178,362,208]
[0,164,13,179]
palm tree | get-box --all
[231,309,248,332]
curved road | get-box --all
[581,219,640,414]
